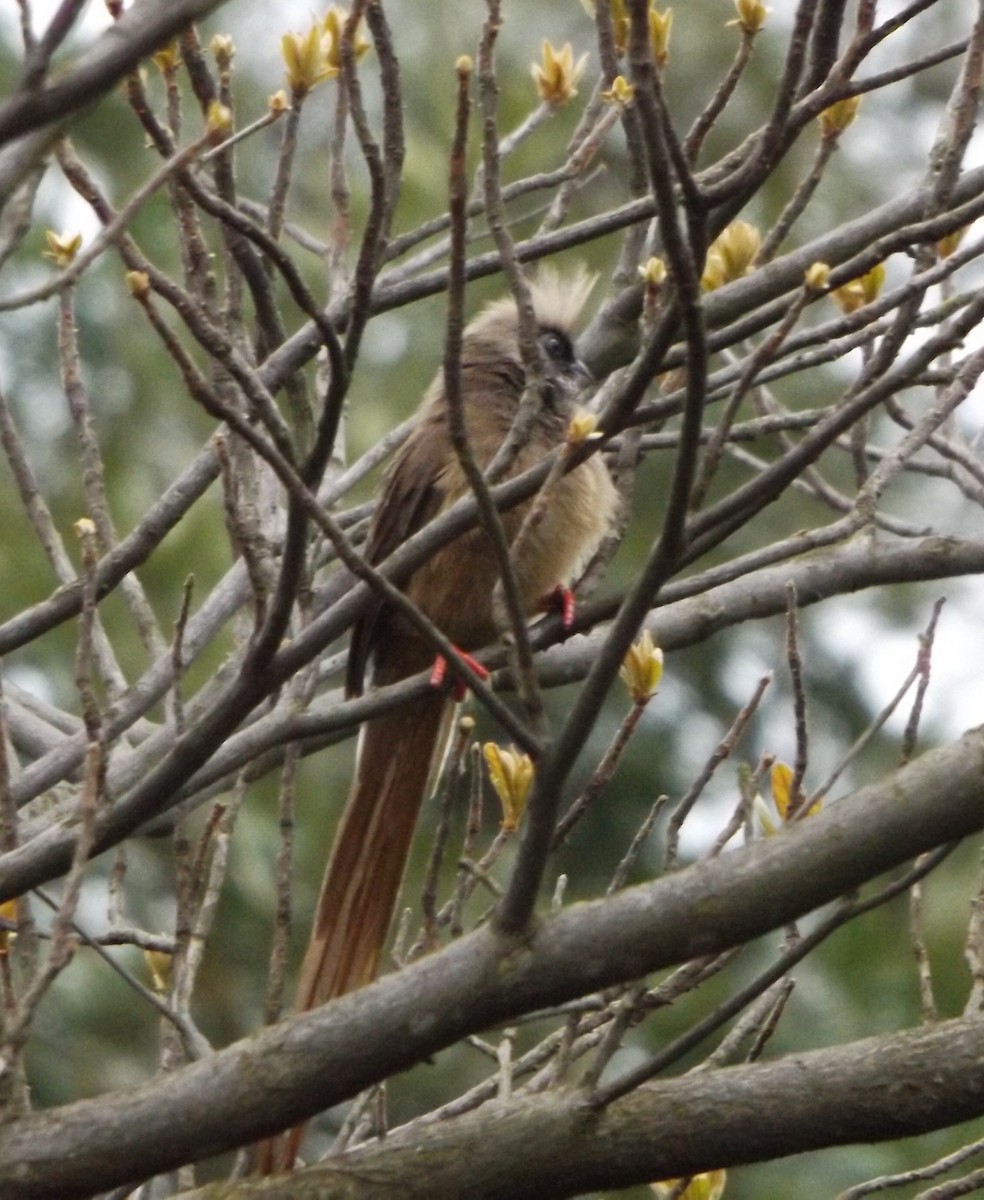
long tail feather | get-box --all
[258,687,452,1173]
[296,691,450,1007]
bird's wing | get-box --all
[346,421,449,696]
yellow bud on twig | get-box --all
[831,261,885,314]
[0,899,17,957]
[43,230,82,269]
[804,261,831,292]
[638,256,668,288]
[144,949,173,993]
[531,40,588,106]
[125,271,151,299]
[567,409,601,445]
[210,34,235,67]
[651,1169,727,1200]
[649,8,673,67]
[620,629,663,703]
[484,743,534,831]
[770,760,822,820]
[819,95,861,139]
[601,75,635,106]
[770,761,795,820]
[701,220,761,290]
[323,6,371,76]
[729,0,769,34]
[581,0,631,55]
[152,41,181,74]
[282,25,333,93]
[205,101,233,140]
[938,224,970,260]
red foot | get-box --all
[539,584,577,633]
[430,648,490,701]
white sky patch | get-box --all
[33,167,106,243]
[4,663,56,706]
[0,0,111,45]
[363,312,410,366]
[812,584,984,743]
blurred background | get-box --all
[1,1,983,1196]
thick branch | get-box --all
[256,159,984,396]
[539,533,984,685]
[1,727,983,1198]
[70,531,981,814]
[0,0,231,148]
[176,1018,984,1200]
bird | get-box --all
[271,268,616,1169]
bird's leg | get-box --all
[430,649,490,701]
[538,584,577,632]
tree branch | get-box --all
[1,727,982,1197]
[175,1018,984,1200]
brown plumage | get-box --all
[269,271,616,1170]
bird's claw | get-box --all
[539,584,577,633]
[430,649,490,701]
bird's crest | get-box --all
[528,263,597,331]
[465,264,597,342]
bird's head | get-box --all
[461,265,597,407]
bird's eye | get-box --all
[539,329,570,361]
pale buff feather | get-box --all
[463,264,598,347]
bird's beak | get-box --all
[570,357,593,387]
